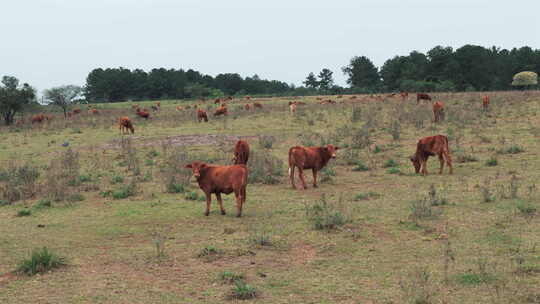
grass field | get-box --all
[1,91,540,303]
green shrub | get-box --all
[354,192,380,201]
[68,193,85,202]
[230,280,258,300]
[455,273,496,285]
[218,271,244,284]
[112,183,136,200]
[166,182,185,193]
[17,209,32,217]
[373,145,382,153]
[485,157,498,167]
[352,160,369,171]
[305,195,349,231]
[34,199,52,210]
[516,200,536,216]
[248,150,284,184]
[197,245,222,258]
[258,136,276,149]
[247,230,273,247]
[17,247,66,276]
[387,167,401,174]
[111,175,124,184]
[185,191,199,201]
[145,159,155,166]
[147,150,159,158]
[498,145,525,154]
[383,159,399,168]
[0,199,10,206]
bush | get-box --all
[247,229,273,247]
[516,200,536,216]
[166,181,185,193]
[230,280,258,300]
[68,193,85,202]
[111,175,124,184]
[0,163,40,203]
[218,271,244,284]
[0,199,9,206]
[112,182,136,200]
[352,160,369,172]
[485,157,498,167]
[248,150,284,184]
[185,191,199,201]
[34,199,52,210]
[354,192,380,201]
[383,159,399,168]
[455,152,478,163]
[197,245,222,258]
[305,195,349,231]
[17,209,32,217]
[258,136,276,149]
[387,167,401,174]
[17,247,66,276]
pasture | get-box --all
[1,91,540,303]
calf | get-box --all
[432,101,445,123]
[233,140,250,165]
[118,117,135,134]
[214,106,228,116]
[417,93,432,104]
[176,106,184,111]
[244,104,251,110]
[288,144,339,189]
[253,102,263,109]
[214,98,221,104]
[197,109,208,122]
[185,162,248,217]
[410,135,452,175]
[482,95,490,111]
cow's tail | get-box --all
[288,147,296,178]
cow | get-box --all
[197,109,208,122]
[136,109,150,119]
[289,101,297,114]
[176,106,184,111]
[89,108,99,115]
[320,99,336,105]
[233,140,250,165]
[118,117,135,134]
[156,102,161,108]
[214,98,221,104]
[482,95,490,111]
[417,93,432,104]
[410,135,453,175]
[244,104,251,110]
[151,105,159,112]
[288,144,339,190]
[350,96,357,100]
[214,106,228,116]
[226,96,233,101]
[400,92,409,101]
[31,114,45,124]
[184,161,248,217]
[253,102,263,109]
[432,101,445,123]
[72,108,81,114]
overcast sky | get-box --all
[2,0,539,92]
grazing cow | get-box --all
[176,106,184,111]
[136,109,150,119]
[244,104,251,110]
[320,99,336,105]
[214,106,228,116]
[227,96,233,101]
[31,114,45,124]
[482,95,490,111]
[185,161,248,217]
[388,93,397,98]
[156,102,161,107]
[417,93,432,104]
[89,108,99,115]
[72,108,81,114]
[197,109,208,122]
[295,101,306,105]
[214,98,221,104]
[289,102,297,114]
[288,144,339,189]
[432,101,445,123]
[253,102,263,109]
[233,140,250,165]
[400,92,409,101]
[410,135,453,175]
[118,117,135,134]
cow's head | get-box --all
[410,155,421,173]
[325,144,340,158]
[185,162,208,179]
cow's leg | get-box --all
[421,158,428,175]
[234,188,244,217]
[289,165,297,189]
[298,168,308,189]
[204,192,212,216]
[445,152,453,174]
[438,153,445,174]
[312,169,318,188]
[216,193,226,215]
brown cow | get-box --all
[410,135,453,175]
[89,108,99,115]
[214,106,228,116]
[118,117,135,134]
[131,104,139,109]
[244,104,251,110]
[185,161,248,217]
[400,92,409,101]
[289,102,297,114]
[288,144,339,189]
[31,114,45,124]
[197,109,208,122]
[233,140,250,165]
[482,95,490,111]
[72,108,81,114]
[176,106,184,111]
[136,109,150,119]
[417,93,432,104]
[253,102,263,109]
[432,101,445,122]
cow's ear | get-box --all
[185,164,192,169]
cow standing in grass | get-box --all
[197,109,208,122]
[118,117,135,134]
[289,101,297,114]
[482,95,490,111]
[136,109,150,119]
[410,135,453,175]
[214,106,228,116]
[432,101,445,123]
[417,93,432,104]
[185,161,248,217]
[233,140,250,165]
[288,144,339,189]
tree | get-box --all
[44,85,83,118]
[303,72,319,89]
[0,76,36,125]
[342,56,380,90]
[512,71,538,88]
[317,68,334,91]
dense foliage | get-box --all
[0,76,36,125]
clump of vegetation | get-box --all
[516,200,536,216]
[17,247,66,276]
[455,258,497,286]
[498,144,525,155]
[229,280,258,300]
[67,193,85,203]
[354,192,380,201]
[166,180,185,193]
[399,267,436,304]
[0,163,40,203]
[159,146,195,193]
[383,159,399,168]
[485,156,498,167]
[320,165,336,184]
[247,229,273,247]
[44,148,80,202]
[427,184,448,206]
[248,150,284,184]
[352,160,369,171]
[258,135,276,149]
[184,191,200,201]
[305,195,350,231]
[218,271,244,284]
[479,178,495,203]
[389,120,401,140]
[120,137,140,175]
[455,152,478,163]
[197,245,222,261]
[387,167,401,174]
[34,199,52,210]
[111,175,124,184]
[17,209,32,217]
[112,182,136,200]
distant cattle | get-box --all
[244,104,251,110]
[151,105,159,112]
[31,114,46,124]
[288,144,339,189]
[176,106,184,111]
[350,96,357,100]
[136,109,150,119]
[72,108,81,114]
[432,101,445,122]
[118,117,135,134]
[253,102,263,109]
[245,96,251,100]
[185,161,248,217]
[320,99,336,105]
[417,93,432,104]
[214,98,221,104]
[482,95,490,111]
[197,109,208,122]
[289,102,297,114]
[233,140,250,165]
[337,95,343,98]
[226,96,233,101]
[131,104,139,109]
[89,108,99,115]
[410,135,453,175]
[214,106,228,116]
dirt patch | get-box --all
[0,272,17,287]
[290,242,317,265]
[104,134,260,149]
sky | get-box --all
[1,0,539,93]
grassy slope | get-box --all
[1,91,540,303]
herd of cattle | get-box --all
[22,93,493,217]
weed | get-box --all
[383,159,399,168]
[248,149,284,184]
[351,106,361,122]
[0,199,9,206]
[247,229,273,247]
[498,144,525,155]
[455,152,478,163]
[427,184,448,206]
[352,160,369,171]
[354,192,380,201]
[399,267,436,304]
[479,178,495,203]
[111,175,124,184]
[389,120,401,140]
[218,271,244,284]
[320,165,336,184]
[166,181,185,193]
[485,156,498,167]
[387,167,401,174]
[17,247,66,276]
[197,245,222,258]
[0,163,40,203]
[258,135,276,149]
[17,209,32,217]
[305,195,349,231]
[67,193,85,202]
[184,191,199,200]
[230,280,258,300]
[112,182,136,200]
[516,200,536,216]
